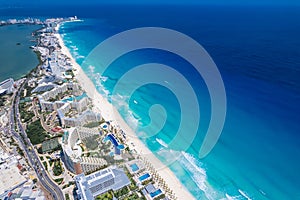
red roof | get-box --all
[51,127,62,132]
[17,164,23,170]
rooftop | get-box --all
[75,166,130,200]
[0,164,26,195]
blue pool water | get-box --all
[150,189,162,198]
[139,173,150,181]
[106,134,118,146]
[102,137,108,143]
[61,93,87,102]
[130,163,139,172]
[61,97,72,102]
[105,134,123,155]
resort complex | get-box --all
[0,16,184,200]
[1,2,299,199]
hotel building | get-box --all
[62,127,107,174]
[75,166,130,200]
[0,78,14,95]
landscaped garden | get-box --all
[53,160,64,176]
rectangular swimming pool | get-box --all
[139,173,150,181]
[130,163,139,172]
[150,189,162,198]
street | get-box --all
[9,83,65,200]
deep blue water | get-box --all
[2,5,300,199]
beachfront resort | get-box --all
[0,17,186,200]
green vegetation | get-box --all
[51,133,64,138]
[153,194,166,200]
[95,191,113,200]
[129,182,138,191]
[53,160,63,176]
[26,120,47,145]
[65,193,70,200]
[49,159,54,167]
[46,156,59,167]
[40,156,44,161]
[62,181,75,189]
[123,193,142,200]
[48,96,58,102]
[20,110,35,122]
[8,138,16,146]
[22,82,34,96]
[80,145,84,152]
[19,102,35,123]
[100,118,106,124]
[82,135,99,150]
[54,178,64,185]
[83,121,101,128]
[33,50,43,69]
[122,167,138,191]
[42,161,48,171]
[0,95,7,106]
[37,146,43,154]
[65,69,75,78]
[16,146,24,156]
[42,138,61,153]
[141,179,152,186]
[114,187,129,198]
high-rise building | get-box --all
[0,78,14,95]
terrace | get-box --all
[142,184,165,200]
[125,159,145,174]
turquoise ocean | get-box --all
[58,5,300,199]
[2,4,300,199]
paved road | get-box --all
[10,84,64,200]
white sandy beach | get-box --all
[55,24,195,200]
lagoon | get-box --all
[0,24,41,82]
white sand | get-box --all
[55,24,195,200]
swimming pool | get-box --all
[130,163,139,172]
[139,173,150,181]
[150,189,162,198]
[105,134,122,155]
[61,93,87,102]
[102,137,108,143]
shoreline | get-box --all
[55,23,196,200]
